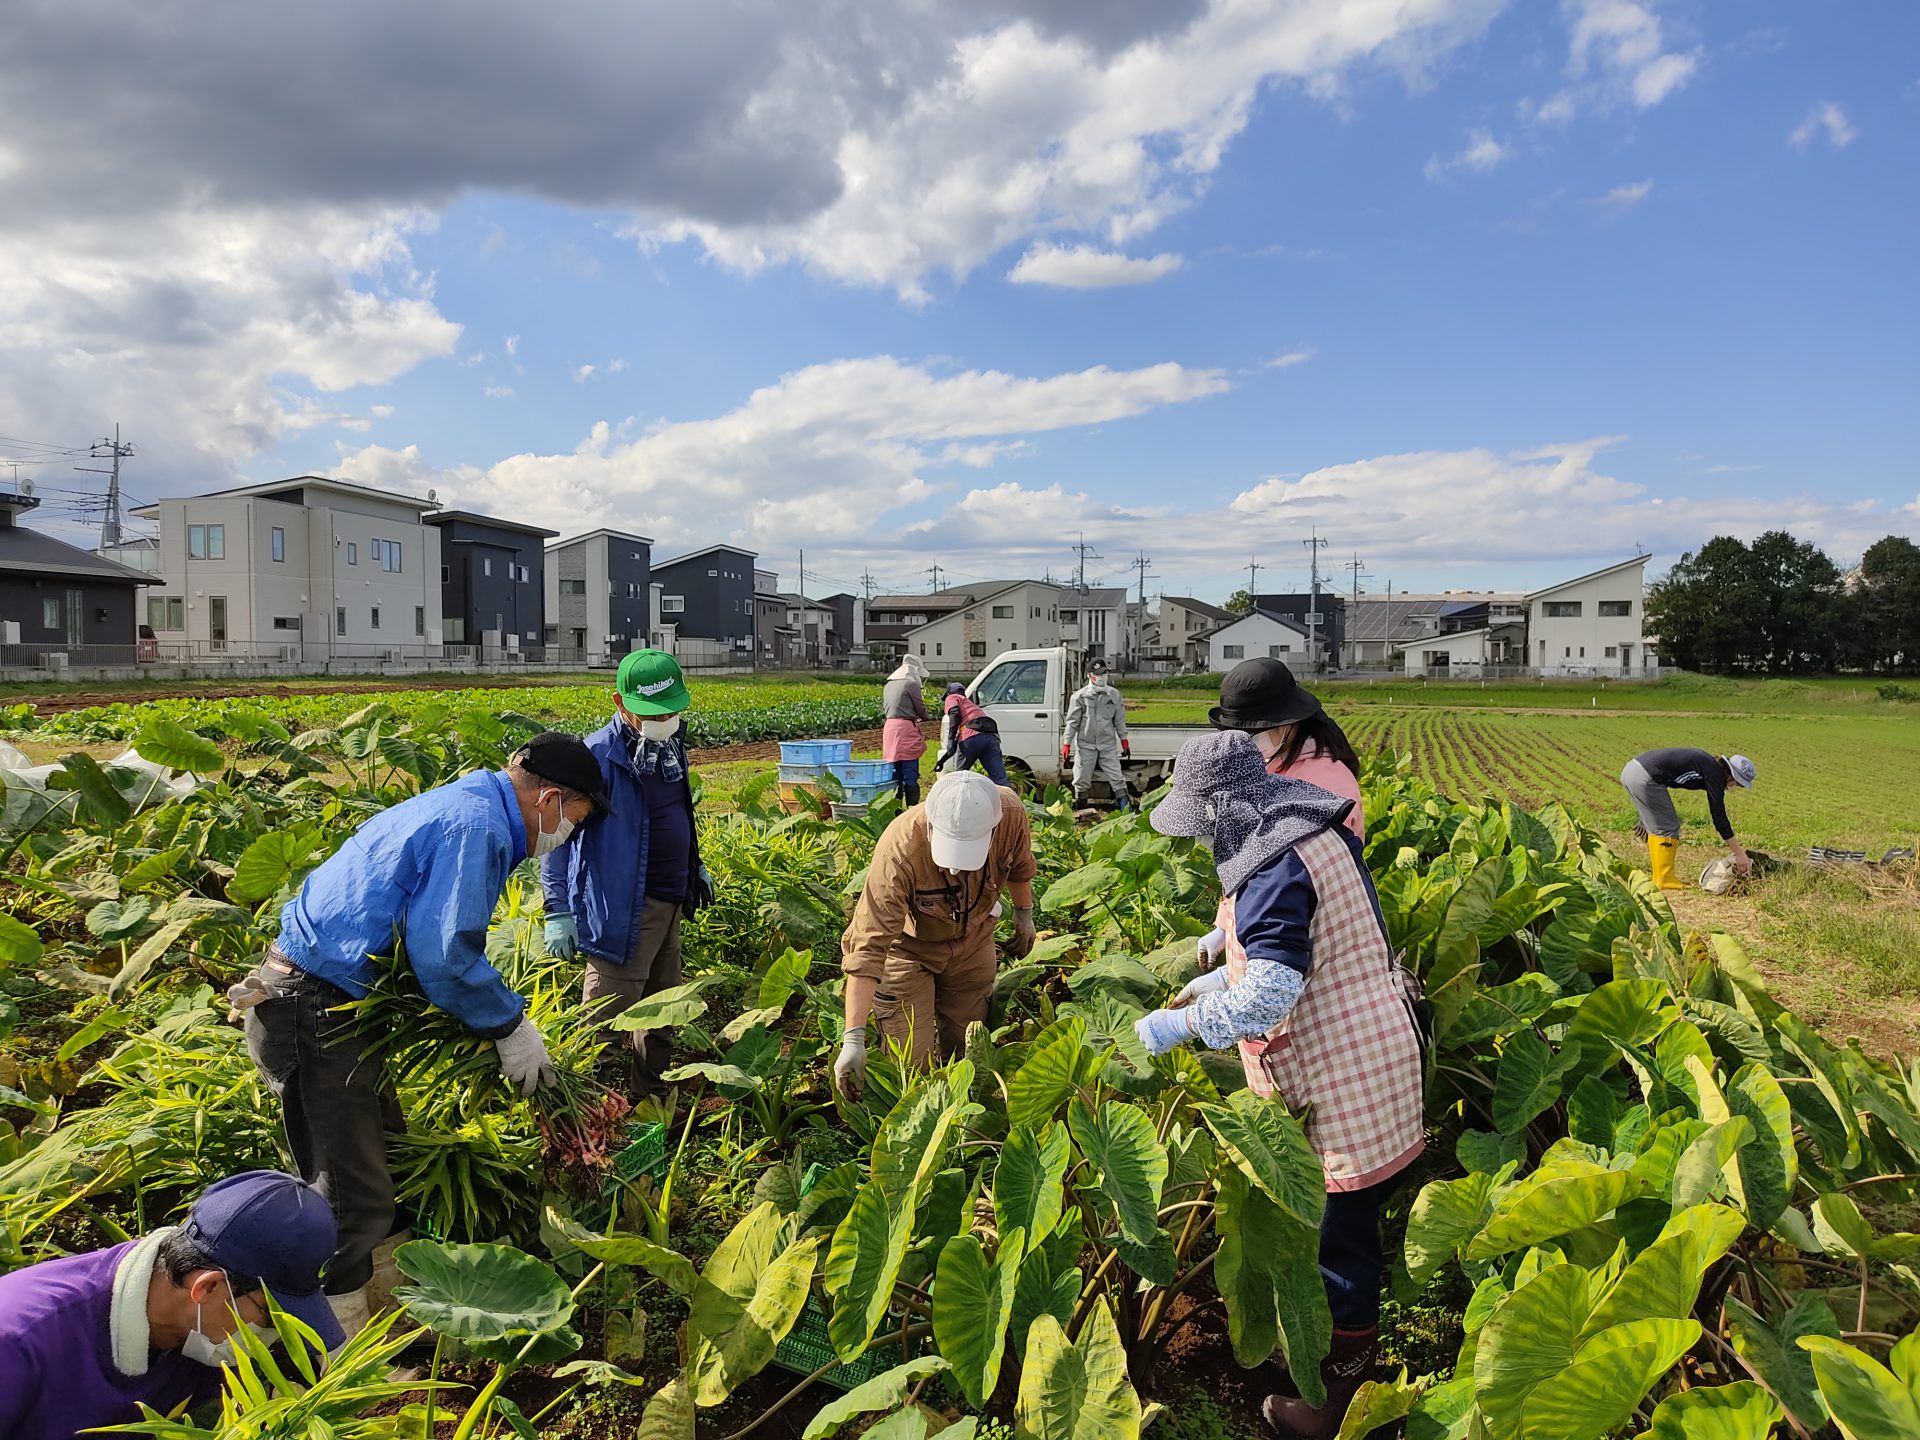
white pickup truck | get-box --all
[949,646,1211,795]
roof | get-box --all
[0,522,161,585]
[868,592,976,613]
[546,527,656,550]
[1346,596,1507,644]
[1196,607,1314,643]
[653,542,759,569]
[129,474,435,516]
[1160,595,1234,622]
[1059,586,1128,607]
[1527,555,1649,602]
[425,510,559,538]
[1407,621,1523,647]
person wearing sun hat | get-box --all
[0,1169,342,1439]
[540,649,712,1108]
[834,770,1038,1095]
[1620,746,1756,890]
[1131,729,1425,1438]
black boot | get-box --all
[1262,1327,1377,1439]
[901,782,920,807]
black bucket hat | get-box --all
[1209,657,1323,732]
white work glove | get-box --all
[1172,967,1232,1009]
[1195,927,1228,970]
[833,1028,868,1101]
[494,1017,557,1097]
[225,971,273,1022]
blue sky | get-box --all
[2,0,1913,602]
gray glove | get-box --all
[495,1017,558,1097]
[225,971,273,1023]
[832,1028,868,1101]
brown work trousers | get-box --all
[869,932,998,1066]
[581,896,684,1098]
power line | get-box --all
[1245,555,1263,597]
[1070,532,1103,592]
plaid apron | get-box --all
[1220,827,1426,1192]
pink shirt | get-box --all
[1270,742,1364,838]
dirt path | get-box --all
[686,725,897,766]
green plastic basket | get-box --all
[607,1121,668,1189]
[773,1297,921,1392]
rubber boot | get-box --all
[1647,835,1686,891]
[327,1286,371,1349]
[1263,1327,1377,1438]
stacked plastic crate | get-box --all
[777,740,895,815]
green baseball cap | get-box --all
[616,649,691,716]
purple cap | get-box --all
[182,1170,344,1350]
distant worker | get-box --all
[882,655,930,807]
[935,681,1009,785]
[1061,658,1130,810]
[833,771,1037,1096]
[0,1170,342,1440]
[1620,747,1756,890]
[229,732,610,1337]
[542,650,711,1108]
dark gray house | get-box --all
[818,593,861,656]
[1250,591,1346,668]
[651,543,757,657]
[425,510,557,652]
[543,529,654,659]
[0,487,158,660]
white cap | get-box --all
[926,770,1003,872]
[1727,754,1756,788]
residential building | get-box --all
[752,576,794,664]
[1527,556,1655,676]
[1198,609,1313,672]
[866,590,979,659]
[426,510,556,653]
[1250,592,1346,669]
[1151,596,1235,670]
[1405,620,1526,676]
[1343,593,1525,668]
[1056,585,1129,663]
[898,580,1068,674]
[651,544,758,657]
[543,529,653,658]
[130,475,443,659]
[817,593,863,656]
[1,484,158,660]
[776,592,836,663]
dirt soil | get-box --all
[686,726,895,767]
[14,675,599,716]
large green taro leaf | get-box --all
[686,1202,820,1405]
[1800,1333,1920,1440]
[393,1239,577,1366]
[1474,1263,1597,1440]
[1463,1156,1636,1262]
[1014,1304,1143,1440]
[933,1229,1025,1408]
[994,1123,1071,1247]
[1493,1027,1582,1133]
[1199,1088,1326,1228]
[1580,1203,1744,1338]
[1519,1317,1699,1440]
[1405,1168,1507,1285]
[1642,1381,1783,1440]
[1067,1096,1166,1246]
[1725,1293,1839,1433]
[1215,1165,1332,1404]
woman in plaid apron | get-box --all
[1133,729,1425,1439]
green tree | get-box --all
[1223,589,1253,615]
[1646,537,1763,674]
[1746,530,1843,673]
[1855,535,1920,673]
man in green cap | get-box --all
[540,650,711,1102]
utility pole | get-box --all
[1302,528,1329,667]
[1131,551,1157,669]
[1071,532,1102,593]
[76,423,133,550]
[926,562,945,593]
[1245,555,1263,601]
[1341,552,1371,671]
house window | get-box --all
[1543,601,1581,618]
[1268,645,1291,657]
[1604,646,1618,658]
[147,597,184,631]
[708,568,718,577]
[483,557,492,577]
[992,605,1013,619]
[348,543,358,565]
[969,641,987,658]
[1060,609,1077,623]
[1599,600,1633,617]
[935,643,943,656]
[446,617,466,642]
[336,606,347,636]
[1031,607,1040,619]
[370,606,381,630]
[517,565,529,583]
[1222,644,1245,660]
[918,643,926,656]
[560,578,585,595]
[441,564,450,583]
[187,524,224,559]
[415,606,426,636]
[271,527,285,562]
[271,616,301,631]
[1579,647,1586,658]
[42,598,59,629]
[386,541,402,573]
[662,595,685,613]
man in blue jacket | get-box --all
[230,731,609,1339]
[542,650,710,1107]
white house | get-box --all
[901,580,1067,674]
[1200,609,1313,672]
[1405,621,1525,677]
[1150,595,1235,670]
[1057,586,1129,664]
[130,476,444,660]
[1527,556,1655,676]
[544,529,654,659]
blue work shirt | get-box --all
[275,768,530,1037]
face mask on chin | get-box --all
[638,715,681,743]
[531,792,576,857]
[181,1275,274,1368]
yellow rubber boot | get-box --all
[1647,835,1685,890]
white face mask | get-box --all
[182,1274,274,1368]
[532,791,576,857]
[1252,727,1287,760]
[639,715,681,743]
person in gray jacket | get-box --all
[1061,658,1130,810]
[882,655,930,806]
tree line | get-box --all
[1647,531,1920,675]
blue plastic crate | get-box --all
[780,740,854,766]
[778,762,827,783]
[826,760,893,786]
[837,780,893,806]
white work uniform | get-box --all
[1063,679,1128,801]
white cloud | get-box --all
[1705,463,1762,474]
[483,384,515,399]
[1789,102,1857,151]
[504,334,520,356]
[1528,0,1700,125]
[607,357,629,373]
[1007,244,1183,288]
[1424,129,1509,182]
[1599,178,1653,210]
[573,364,597,384]
[370,404,395,419]
[1264,350,1314,369]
